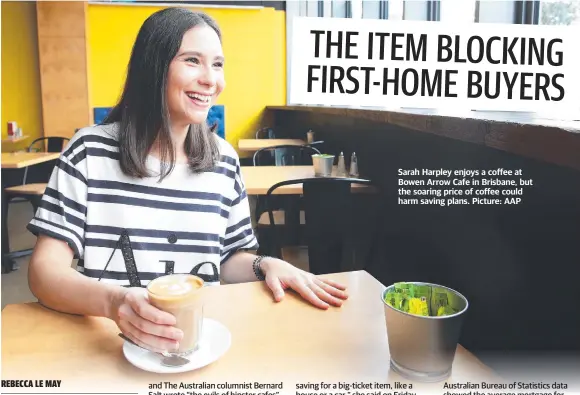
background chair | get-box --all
[255,127,276,139]
[252,144,320,222]
[307,140,325,151]
[252,144,320,167]
[2,136,69,261]
[253,145,322,255]
[4,136,69,214]
[27,136,69,153]
[260,177,382,274]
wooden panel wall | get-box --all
[37,1,91,139]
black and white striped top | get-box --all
[27,123,258,287]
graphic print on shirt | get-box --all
[97,230,220,287]
[119,230,142,287]
[95,231,143,287]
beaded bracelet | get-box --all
[252,255,267,281]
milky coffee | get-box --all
[147,274,204,355]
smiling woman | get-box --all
[103,8,224,180]
[25,7,348,357]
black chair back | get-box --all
[263,177,381,274]
[252,145,321,225]
[255,127,276,139]
[23,136,70,184]
[253,144,321,167]
[28,136,70,153]
[307,140,325,150]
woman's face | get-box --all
[166,25,225,127]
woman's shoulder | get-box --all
[63,123,120,154]
[213,134,240,164]
[72,123,120,144]
[60,123,120,166]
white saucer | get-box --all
[123,318,231,373]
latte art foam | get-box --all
[147,274,203,298]
[158,281,192,295]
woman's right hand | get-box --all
[110,287,183,353]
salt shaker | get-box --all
[349,152,359,177]
[337,152,347,177]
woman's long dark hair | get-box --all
[102,8,221,180]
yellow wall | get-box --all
[87,4,286,156]
[1,1,44,152]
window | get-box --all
[293,0,351,17]
[439,0,478,23]
[333,0,351,18]
[299,0,322,17]
[359,0,430,21]
[539,0,580,25]
[432,0,524,25]
[478,1,517,24]
[405,1,430,21]
[290,1,438,21]
[362,0,391,19]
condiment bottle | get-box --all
[349,152,359,177]
[337,152,347,177]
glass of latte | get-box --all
[146,274,205,356]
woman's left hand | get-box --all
[260,257,348,309]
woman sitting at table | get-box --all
[26,8,347,354]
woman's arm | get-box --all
[28,235,126,319]
[219,251,263,283]
[220,251,349,309]
[28,235,181,353]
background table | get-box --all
[241,165,371,195]
[1,271,499,393]
[1,152,60,168]
[238,138,306,152]
[1,135,29,144]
